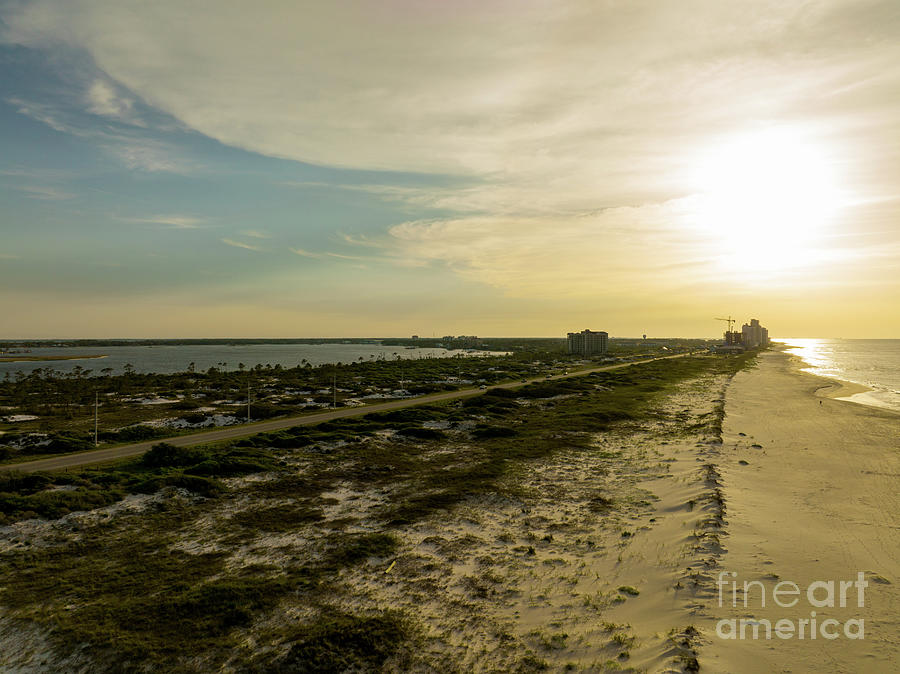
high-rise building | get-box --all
[741,318,769,348]
[567,329,609,356]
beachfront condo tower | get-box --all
[567,329,609,356]
[741,318,770,348]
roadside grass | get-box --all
[0,443,274,523]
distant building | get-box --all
[724,331,743,346]
[441,335,480,349]
[567,329,608,356]
[741,319,769,348]
[411,335,419,340]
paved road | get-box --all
[1,353,693,473]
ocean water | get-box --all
[0,343,505,378]
[778,338,900,413]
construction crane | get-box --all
[715,316,736,335]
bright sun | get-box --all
[690,127,843,271]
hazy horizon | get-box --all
[3,334,894,342]
[2,1,898,338]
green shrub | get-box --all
[326,532,399,567]
[19,433,93,456]
[113,425,168,442]
[274,610,410,673]
[396,426,445,440]
[140,443,205,468]
[167,474,223,497]
[248,403,290,420]
[471,425,517,439]
[179,412,210,425]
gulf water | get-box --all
[779,338,900,413]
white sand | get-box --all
[700,349,899,673]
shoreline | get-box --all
[0,354,108,363]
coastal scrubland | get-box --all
[0,352,753,671]
[0,340,705,464]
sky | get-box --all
[1,0,898,339]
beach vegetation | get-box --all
[0,349,756,669]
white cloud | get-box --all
[241,229,270,239]
[5,2,898,213]
[6,0,896,184]
[86,78,143,125]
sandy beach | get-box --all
[700,348,899,672]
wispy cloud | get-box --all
[0,168,79,180]
[14,184,75,200]
[6,97,72,134]
[6,95,195,174]
[383,199,734,298]
[289,247,323,258]
[289,245,426,269]
[106,137,193,173]
[123,215,209,229]
[290,247,395,266]
[222,238,262,252]
[339,232,384,248]
[241,229,270,239]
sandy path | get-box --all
[701,349,899,673]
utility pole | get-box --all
[247,379,251,423]
[332,371,336,409]
[94,391,99,446]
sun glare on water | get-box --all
[690,127,844,272]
